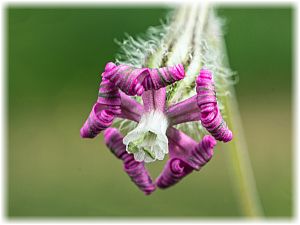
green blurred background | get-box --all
[7,5,292,217]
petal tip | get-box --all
[105,62,116,72]
[80,127,93,139]
[222,131,233,143]
[143,185,156,195]
[170,159,184,174]
[80,128,87,138]
[202,135,217,148]
[196,68,212,85]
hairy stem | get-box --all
[216,14,264,216]
[221,90,263,217]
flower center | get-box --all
[128,131,157,160]
[123,110,169,163]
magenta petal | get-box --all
[143,64,185,91]
[104,128,156,195]
[156,152,193,189]
[187,135,216,170]
[103,62,185,95]
[102,62,147,96]
[142,88,166,112]
[80,76,121,138]
[97,78,121,115]
[166,95,201,125]
[167,127,198,159]
[80,103,114,138]
[117,92,143,122]
[156,133,216,189]
[196,68,233,142]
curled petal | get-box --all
[80,104,114,138]
[186,135,216,170]
[80,75,121,138]
[156,135,216,189]
[143,64,185,91]
[156,158,193,189]
[104,128,156,195]
[117,92,143,122]
[97,77,121,115]
[196,69,233,142]
[158,127,216,189]
[103,62,185,95]
[102,62,147,96]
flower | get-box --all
[79,2,237,195]
[123,110,169,163]
[80,62,232,194]
[80,3,262,218]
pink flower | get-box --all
[80,63,232,194]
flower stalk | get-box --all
[208,9,264,217]
[218,42,264,216]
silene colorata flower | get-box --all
[80,4,233,195]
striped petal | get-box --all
[102,62,147,96]
[156,133,216,189]
[103,62,185,95]
[80,104,114,138]
[104,128,156,195]
[143,64,185,91]
[196,68,233,142]
[97,77,121,115]
[80,76,121,138]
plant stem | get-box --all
[218,28,264,217]
[221,90,264,217]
